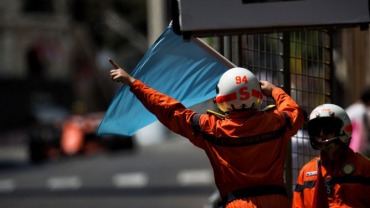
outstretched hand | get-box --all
[109,58,136,85]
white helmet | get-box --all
[215,67,263,112]
[307,104,352,150]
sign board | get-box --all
[174,0,370,36]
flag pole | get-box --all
[169,19,236,69]
[191,37,236,69]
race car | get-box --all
[28,111,134,163]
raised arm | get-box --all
[109,58,136,85]
[108,58,197,139]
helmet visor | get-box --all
[307,117,343,150]
[308,117,343,137]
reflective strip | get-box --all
[201,112,291,147]
[191,114,202,136]
[252,89,263,99]
[333,176,370,185]
[215,92,237,103]
[202,126,287,146]
[294,176,370,193]
[294,180,316,192]
[191,111,291,146]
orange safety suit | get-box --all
[292,148,370,208]
[130,80,304,207]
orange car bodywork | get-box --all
[61,112,105,155]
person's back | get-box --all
[194,101,300,190]
[109,61,305,207]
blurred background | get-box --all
[0,0,176,157]
[0,0,169,132]
[0,1,217,208]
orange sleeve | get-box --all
[129,80,202,144]
[272,87,305,137]
[292,168,306,208]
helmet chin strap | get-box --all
[319,137,340,145]
[310,136,338,150]
[311,134,348,150]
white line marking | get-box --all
[177,169,214,186]
[47,176,82,190]
[0,179,15,192]
[113,172,148,188]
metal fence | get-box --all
[216,29,332,196]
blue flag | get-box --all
[97,26,235,136]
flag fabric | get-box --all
[312,159,329,208]
[97,25,235,136]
